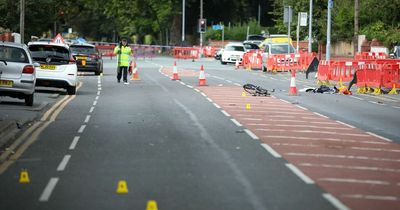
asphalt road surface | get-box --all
[0,56,399,210]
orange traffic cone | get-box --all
[171,60,180,80]
[198,65,206,86]
[130,61,140,81]
[289,70,297,96]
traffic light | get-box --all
[199,19,207,33]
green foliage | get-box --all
[205,19,267,41]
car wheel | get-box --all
[95,70,101,75]
[25,93,34,106]
[67,86,76,95]
[221,61,227,65]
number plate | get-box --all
[82,60,86,66]
[0,80,13,87]
[76,56,87,60]
[40,64,56,70]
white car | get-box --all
[28,42,78,95]
[221,42,245,65]
[0,42,37,106]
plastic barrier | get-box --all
[202,46,217,57]
[355,52,388,60]
[96,45,116,58]
[243,50,263,70]
[265,52,316,72]
[330,61,361,82]
[318,58,400,94]
[173,47,200,60]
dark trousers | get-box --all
[117,66,128,82]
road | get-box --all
[0,56,399,210]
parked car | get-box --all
[262,43,296,72]
[70,43,103,75]
[28,42,78,95]
[243,42,260,51]
[245,34,266,46]
[0,42,37,106]
[390,46,400,59]
[221,42,246,65]
[214,48,223,60]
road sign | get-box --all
[284,6,292,23]
[300,12,308,26]
[52,33,65,44]
[212,25,224,30]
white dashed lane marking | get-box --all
[69,136,80,150]
[78,125,86,134]
[39,178,59,202]
[57,155,71,171]
[261,143,281,158]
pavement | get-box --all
[0,91,58,152]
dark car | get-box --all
[69,43,103,75]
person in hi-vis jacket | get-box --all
[113,38,133,84]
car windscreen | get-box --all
[70,46,96,55]
[29,45,70,64]
[0,46,29,63]
[244,44,259,50]
[271,44,295,54]
[225,45,245,52]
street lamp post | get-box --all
[326,0,333,61]
[182,0,185,44]
[20,0,25,43]
[308,0,312,53]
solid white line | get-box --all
[393,106,400,109]
[319,178,389,185]
[84,115,91,123]
[261,143,281,158]
[244,129,259,140]
[336,120,355,129]
[295,105,308,110]
[270,77,278,80]
[221,110,231,117]
[39,178,59,202]
[366,132,392,142]
[231,119,242,127]
[89,106,95,113]
[226,80,232,83]
[349,95,363,100]
[57,155,71,171]
[78,125,86,133]
[285,164,314,184]
[213,103,221,108]
[194,89,200,92]
[313,112,329,118]
[323,193,350,210]
[69,136,80,150]
[342,194,398,201]
[234,83,241,86]
[207,97,213,102]
[93,101,97,106]
[279,99,291,104]
[201,92,207,97]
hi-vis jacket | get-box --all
[113,45,133,67]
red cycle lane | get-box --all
[198,86,400,210]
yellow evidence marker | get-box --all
[116,180,128,194]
